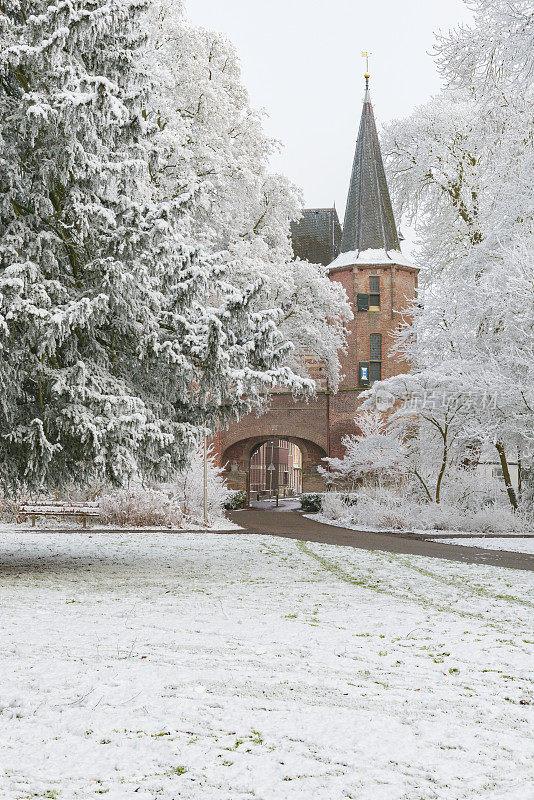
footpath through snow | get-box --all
[0,530,532,800]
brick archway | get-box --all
[222,435,327,495]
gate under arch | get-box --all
[221,435,327,496]
[249,438,303,498]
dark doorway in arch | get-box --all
[249,438,303,499]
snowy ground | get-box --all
[430,537,534,555]
[0,519,241,532]
[306,513,533,540]
[0,530,533,800]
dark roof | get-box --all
[341,80,400,254]
[290,208,342,266]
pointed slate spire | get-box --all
[340,75,400,255]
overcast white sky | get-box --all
[187,0,473,247]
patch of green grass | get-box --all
[227,738,243,750]
[431,652,450,663]
[165,765,187,776]
[25,792,59,799]
[384,554,534,609]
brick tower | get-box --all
[215,74,418,493]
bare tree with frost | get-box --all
[379,0,534,507]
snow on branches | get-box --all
[321,410,408,490]
[144,1,352,389]
[0,0,311,490]
[379,0,534,507]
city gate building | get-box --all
[215,77,419,494]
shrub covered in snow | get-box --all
[100,446,230,528]
[321,410,408,489]
[0,495,24,524]
[0,447,231,529]
[164,447,231,527]
[224,490,248,511]
[317,487,530,534]
[100,486,181,528]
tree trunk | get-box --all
[517,448,522,502]
[435,440,448,504]
[495,442,518,510]
[413,468,433,503]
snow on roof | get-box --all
[328,248,414,270]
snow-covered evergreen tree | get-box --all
[0,0,308,490]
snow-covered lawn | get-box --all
[0,520,241,532]
[430,537,534,555]
[0,530,532,800]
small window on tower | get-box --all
[369,275,380,309]
[370,333,382,360]
[370,333,382,383]
[369,276,380,292]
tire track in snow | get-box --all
[294,540,530,630]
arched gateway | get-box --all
[213,74,419,491]
[221,435,327,496]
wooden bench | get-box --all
[19,501,100,528]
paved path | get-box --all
[228,508,534,572]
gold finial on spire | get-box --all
[362,50,373,81]
[362,50,373,92]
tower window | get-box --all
[370,333,382,383]
[357,293,369,311]
[370,333,382,360]
[369,275,380,309]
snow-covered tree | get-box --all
[321,410,408,489]
[359,374,475,503]
[0,0,309,491]
[383,93,487,275]
[434,0,534,105]
[380,0,534,507]
[144,1,351,389]
[333,370,509,505]
[384,0,532,277]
